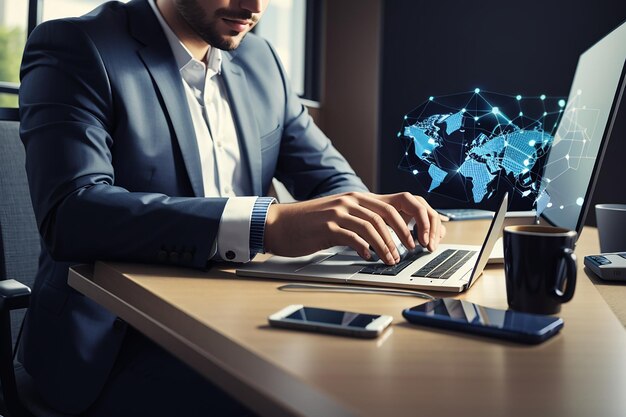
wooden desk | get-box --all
[68,223,626,417]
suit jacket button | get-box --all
[169,251,180,263]
[225,250,236,260]
[113,318,125,332]
[158,250,168,262]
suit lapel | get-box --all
[127,0,205,197]
[221,55,262,196]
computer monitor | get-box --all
[536,19,626,236]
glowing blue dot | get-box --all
[474,88,480,94]
[461,108,466,113]
[576,197,584,206]
[404,115,408,120]
[516,95,522,101]
[492,107,500,115]
[540,94,546,100]
[528,140,536,146]
[429,96,434,101]
[543,111,548,116]
[412,169,418,175]
[519,112,523,117]
[559,99,566,107]
[523,159,529,166]
[474,116,479,121]
[397,132,401,137]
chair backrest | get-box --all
[0,110,40,348]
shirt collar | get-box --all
[147,0,222,75]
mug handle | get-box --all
[553,247,577,302]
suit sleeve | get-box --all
[19,19,225,269]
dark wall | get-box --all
[378,0,626,221]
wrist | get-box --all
[264,203,280,253]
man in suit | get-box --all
[19,0,446,415]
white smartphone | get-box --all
[268,305,393,338]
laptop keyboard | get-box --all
[358,250,428,276]
[411,249,476,279]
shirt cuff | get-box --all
[216,197,276,263]
[217,197,256,262]
[249,197,276,256]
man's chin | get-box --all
[210,31,248,51]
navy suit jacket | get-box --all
[19,0,366,412]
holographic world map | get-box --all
[396,89,565,208]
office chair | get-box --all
[0,108,69,417]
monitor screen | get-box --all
[536,20,626,234]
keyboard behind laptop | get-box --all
[436,208,494,221]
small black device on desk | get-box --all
[402,298,563,344]
[584,253,626,281]
[268,305,393,338]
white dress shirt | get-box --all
[148,0,262,262]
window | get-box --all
[255,0,321,102]
[0,0,27,107]
[255,0,307,96]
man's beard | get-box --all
[175,0,257,51]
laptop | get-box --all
[237,193,508,292]
[238,19,626,293]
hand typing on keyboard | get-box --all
[264,192,447,266]
[367,219,424,262]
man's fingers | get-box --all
[334,212,398,265]
[388,192,431,247]
[426,206,440,251]
[356,194,416,251]
[376,192,446,250]
[330,224,372,261]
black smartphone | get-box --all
[269,305,393,338]
[402,298,563,344]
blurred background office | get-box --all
[1,0,624,224]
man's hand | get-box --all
[264,192,446,265]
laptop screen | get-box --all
[536,20,626,234]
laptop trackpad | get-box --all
[297,252,367,277]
